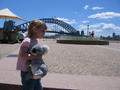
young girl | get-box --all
[16,20,47,90]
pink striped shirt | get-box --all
[16,37,38,71]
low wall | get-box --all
[57,40,109,45]
[0,83,74,90]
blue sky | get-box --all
[0,0,120,36]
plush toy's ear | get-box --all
[42,45,49,55]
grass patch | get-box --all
[60,37,103,42]
[57,37,109,45]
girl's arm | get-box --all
[20,44,43,60]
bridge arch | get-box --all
[16,18,78,35]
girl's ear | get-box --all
[32,26,37,32]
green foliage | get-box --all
[61,37,103,42]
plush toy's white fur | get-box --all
[30,44,49,56]
[27,44,49,79]
[41,45,50,55]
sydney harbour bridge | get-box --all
[15,18,80,36]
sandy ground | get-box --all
[1,39,120,77]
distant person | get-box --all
[89,32,91,37]
[16,20,47,90]
[17,31,25,42]
[91,31,94,38]
[16,26,20,31]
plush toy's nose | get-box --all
[32,48,36,53]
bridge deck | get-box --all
[0,49,120,90]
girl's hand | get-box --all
[20,44,43,61]
[31,54,43,60]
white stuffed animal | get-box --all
[27,44,49,79]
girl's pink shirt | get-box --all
[16,37,38,71]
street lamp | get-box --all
[87,23,90,36]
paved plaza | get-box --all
[40,40,120,77]
[0,40,120,90]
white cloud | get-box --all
[88,12,120,19]
[90,23,120,30]
[47,24,56,31]
[92,6,104,10]
[78,23,120,31]
[92,29,102,33]
[78,23,102,30]
[56,17,77,24]
[82,20,90,24]
[90,23,103,28]
[47,24,68,32]
[78,25,102,34]
[79,25,87,30]
[102,23,120,30]
[83,5,89,10]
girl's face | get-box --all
[33,26,46,39]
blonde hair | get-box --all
[27,20,47,38]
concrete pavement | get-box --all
[0,49,120,90]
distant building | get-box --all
[112,32,116,38]
[81,30,84,36]
[3,20,15,31]
[100,32,120,41]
